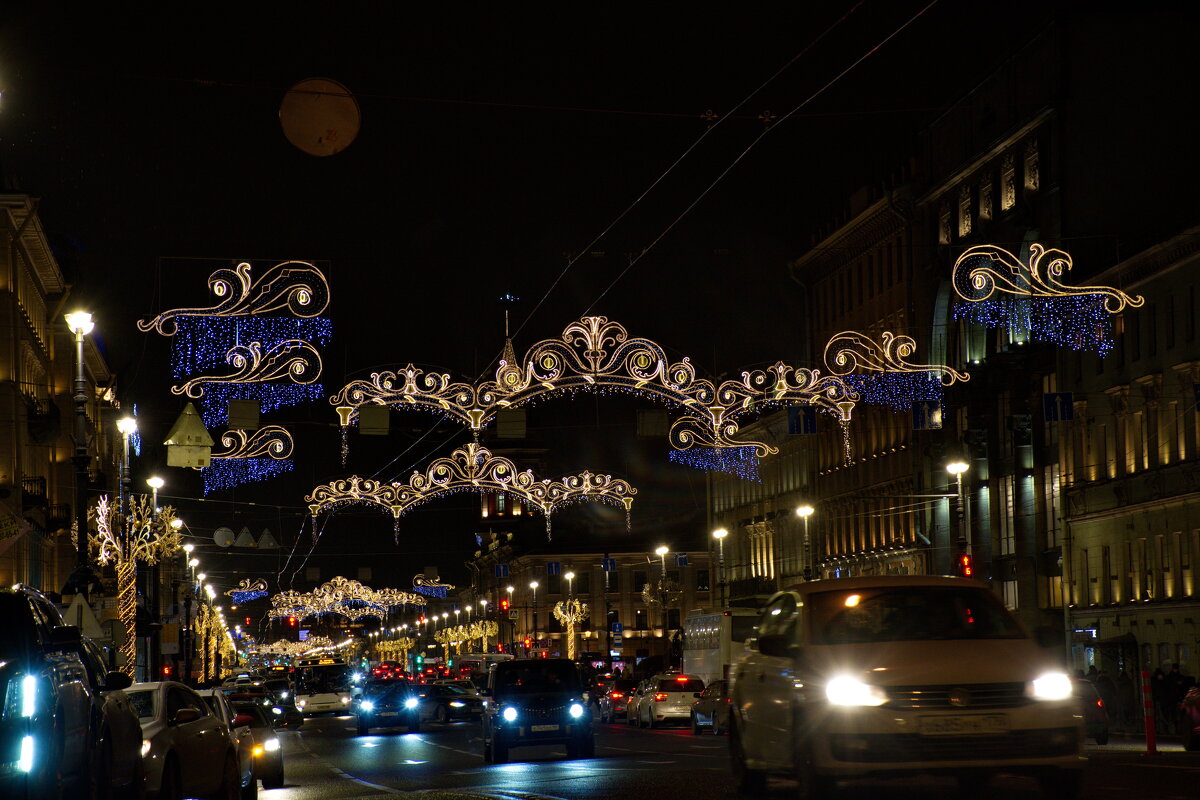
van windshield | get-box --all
[809,586,1025,644]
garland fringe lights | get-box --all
[413,573,454,598]
[202,458,295,494]
[668,446,761,481]
[306,443,637,541]
[201,426,297,495]
[952,243,1143,356]
[824,329,969,412]
[332,315,858,459]
[227,578,270,604]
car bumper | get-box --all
[494,721,590,747]
[807,703,1083,776]
[300,701,352,714]
[650,705,692,721]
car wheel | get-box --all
[1037,769,1081,800]
[118,752,145,800]
[158,758,183,800]
[240,770,258,800]
[580,735,595,759]
[88,734,113,800]
[407,714,421,734]
[435,706,449,724]
[600,709,609,724]
[483,739,494,764]
[1184,725,1198,752]
[730,718,766,796]
[646,712,655,729]
[492,740,508,764]
[262,768,284,791]
[1095,727,1109,746]
[690,714,702,736]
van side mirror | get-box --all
[757,634,797,658]
[105,671,133,691]
[171,707,201,725]
[47,625,82,652]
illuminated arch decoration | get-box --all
[412,573,454,599]
[952,243,1143,356]
[823,330,970,412]
[226,578,270,604]
[268,576,426,622]
[305,442,637,540]
[200,426,296,495]
[331,315,857,459]
[435,621,499,655]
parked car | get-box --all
[730,576,1083,799]
[421,683,483,722]
[196,689,257,800]
[624,680,649,726]
[598,679,638,723]
[481,658,593,763]
[1072,679,1109,745]
[226,692,302,731]
[354,680,422,734]
[126,681,242,800]
[0,584,139,800]
[635,673,705,728]
[228,702,285,789]
[690,679,730,735]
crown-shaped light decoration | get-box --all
[824,330,970,412]
[952,243,1143,356]
[306,442,637,540]
[331,315,857,459]
[268,575,426,622]
[200,426,296,495]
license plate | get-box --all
[918,714,1009,735]
[380,711,397,717]
[530,724,560,733]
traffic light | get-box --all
[523,637,532,650]
[162,665,172,677]
[287,616,297,628]
[415,653,424,665]
[245,616,252,627]
[499,597,510,612]
[957,553,974,578]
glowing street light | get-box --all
[796,505,815,580]
[146,476,165,511]
[712,528,728,608]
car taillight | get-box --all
[610,692,624,700]
[1097,699,1104,708]
[654,693,669,702]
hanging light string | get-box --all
[584,0,939,314]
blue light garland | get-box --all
[953,295,1114,356]
[201,457,295,495]
[413,585,449,599]
[198,383,326,428]
[231,590,270,604]
[170,316,333,378]
[842,372,944,412]
[668,446,761,481]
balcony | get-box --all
[21,476,47,510]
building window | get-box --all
[1001,152,1017,210]
[696,569,710,591]
[604,571,620,593]
[634,608,647,630]
[633,570,647,592]
[958,184,972,238]
[574,572,591,596]
[938,201,952,245]
[547,573,562,595]
[979,179,993,221]
[666,608,681,631]
[1024,138,1040,192]
[1001,580,1018,610]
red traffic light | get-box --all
[162,665,172,677]
[523,637,532,650]
[499,597,510,612]
[287,616,297,627]
[245,617,252,627]
[957,554,974,578]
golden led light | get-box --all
[207,426,295,463]
[844,594,861,608]
[171,340,323,399]
[824,330,969,385]
[553,599,590,660]
[952,243,1143,312]
[268,575,426,622]
[146,476,165,490]
[116,417,138,436]
[946,461,969,476]
[712,528,728,540]
[796,505,815,518]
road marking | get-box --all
[1131,763,1200,771]
[413,735,481,758]
[294,729,403,794]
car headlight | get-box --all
[280,691,288,699]
[18,735,34,773]
[264,738,280,752]
[825,676,888,707]
[569,703,584,719]
[20,675,38,718]
[140,739,152,757]
[296,699,306,708]
[272,707,283,715]
[1030,671,1073,701]
[341,696,351,704]
[404,698,418,709]
[449,701,465,708]
[360,700,375,712]
[502,706,518,722]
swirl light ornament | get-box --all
[210,426,296,460]
[138,261,330,335]
[250,636,334,659]
[952,243,1143,356]
[171,339,323,398]
[552,599,590,661]
[226,578,270,604]
[412,573,455,598]
[331,315,857,458]
[268,575,426,622]
[306,442,637,540]
[200,426,297,495]
[823,330,969,411]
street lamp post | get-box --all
[62,311,101,599]
[655,545,669,652]
[529,580,539,653]
[506,585,515,651]
[795,505,815,580]
[712,528,728,609]
[946,460,970,551]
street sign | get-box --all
[1043,392,1075,421]
[601,557,616,572]
[611,622,623,633]
[787,406,817,434]
[508,609,519,620]
[494,564,509,578]
[612,634,623,646]
[912,399,943,430]
[675,553,688,567]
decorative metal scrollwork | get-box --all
[953,243,1143,312]
[209,426,295,461]
[171,340,322,398]
[824,330,969,386]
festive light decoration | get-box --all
[824,330,968,411]
[434,621,499,655]
[86,496,181,678]
[307,443,636,540]
[171,339,323,399]
[268,576,426,622]
[196,384,327,428]
[201,458,294,495]
[375,636,417,662]
[668,446,761,481]
[841,372,945,412]
[552,599,589,661]
[226,578,270,604]
[248,636,334,659]
[169,316,333,378]
[137,261,331,335]
[412,573,454,598]
[952,243,1143,356]
[332,315,857,458]
[199,426,297,495]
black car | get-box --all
[354,680,421,734]
[420,683,483,722]
[481,658,593,763]
[0,585,140,800]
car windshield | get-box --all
[656,678,704,692]
[263,679,289,692]
[810,586,1026,644]
[232,704,271,727]
[364,681,410,700]
[493,661,581,695]
[126,689,157,719]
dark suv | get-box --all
[0,584,140,800]
[481,658,593,763]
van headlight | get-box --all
[404,698,418,709]
[141,739,152,757]
[264,738,280,752]
[360,700,375,712]
[1030,671,1072,701]
[825,676,888,707]
[502,706,518,722]
[569,703,584,718]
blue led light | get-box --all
[231,590,270,604]
[842,372,944,412]
[953,295,1114,356]
[412,585,449,599]
[668,446,761,481]
[201,457,295,495]
[170,316,333,378]
[198,384,326,428]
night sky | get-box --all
[1,3,1074,595]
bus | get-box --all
[682,608,759,685]
[293,657,356,715]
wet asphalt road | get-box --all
[261,714,1198,800]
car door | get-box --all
[169,686,225,796]
[736,592,798,767]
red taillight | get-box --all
[1097,699,1104,708]
[653,692,669,702]
[676,676,689,683]
[610,692,624,700]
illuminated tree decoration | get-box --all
[137,261,331,335]
[434,621,499,655]
[226,578,270,604]
[200,426,296,495]
[553,599,589,661]
[667,446,761,481]
[268,575,426,622]
[412,573,454,598]
[952,243,1143,356]
[376,636,416,662]
[87,495,181,678]
[332,315,857,458]
[305,442,637,540]
[824,330,969,411]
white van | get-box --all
[730,575,1083,798]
